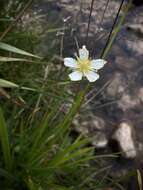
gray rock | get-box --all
[92,131,108,148]
[113,122,137,158]
[73,114,108,147]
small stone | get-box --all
[92,132,108,148]
[73,120,89,135]
[92,116,105,130]
[113,122,137,158]
[127,23,143,36]
[138,87,143,102]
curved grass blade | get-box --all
[0,79,18,88]
[0,56,41,63]
[137,169,142,190]
[0,42,41,59]
[0,79,36,91]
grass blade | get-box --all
[0,107,12,171]
[55,87,89,138]
[137,169,142,190]
[0,79,36,91]
[0,79,18,88]
[0,42,41,59]
[48,138,91,167]
[0,56,40,62]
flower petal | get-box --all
[84,71,99,82]
[79,45,89,60]
[64,58,78,68]
[90,59,106,70]
[69,71,83,81]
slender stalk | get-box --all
[74,36,80,51]
[92,0,110,55]
[101,0,132,59]
[58,22,65,76]
[56,84,89,136]
[100,0,125,58]
[85,0,95,45]
[100,0,110,25]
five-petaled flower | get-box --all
[64,45,107,82]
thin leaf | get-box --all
[25,178,42,190]
[0,42,41,59]
[54,86,89,139]
[0,79,18,88]
[0,56,30,62]
[48,139,91,167]
[0,56,41,63]
[57,147,93,166]
[28,107,60,162]
[137,169,142,190]
[0,79,36,91]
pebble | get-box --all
[92,132,108,148]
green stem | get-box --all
[57,84,89,135]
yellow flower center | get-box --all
[77,59,91,72]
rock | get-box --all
[106,72,126,97]
[118,93,140,112]
[127,23,143,37]
[91,131,108,148]
[113,122,137,158]
[73,115,108,147]
[73,120,90,135]
[74,115,106,134]
[92,116,105,130]
[138,87,143,102]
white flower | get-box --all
[64,45,106,82]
